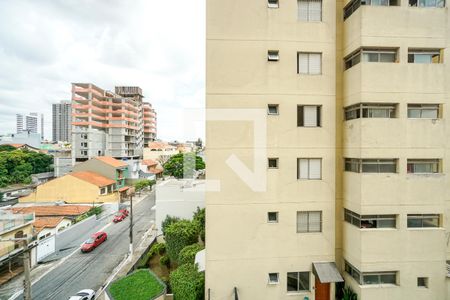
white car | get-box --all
[68,289,95,300]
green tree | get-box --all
[0,145,16,152]
[161,215,180,235]
[165,220,199,263]
[178,244,204,265]
[163,153,205,179]
[193,207,205,242]
[170,263,204,300]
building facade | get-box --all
[71,83,155,162]
[143,102,157,147]
[16,112,38,134]
[206,1,450,300]
[52,100,72,143]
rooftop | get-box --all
[94,156,128,168]
[147,142,175,150]
[10,205,91,217]
[70,171,116,187]
[33,217,65,232]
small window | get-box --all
[297,211,322,233]
[407,214,440,228]
[297,158,322,179]
[268,273,279,284]
[344,103,397,120]
[298,52,322,75]
[418,277,428,288]
[298,0,322,21]
[407,159,440,174]
[268,50,279,61]
[345,48,397,70]
[268,0,279,8]
[268,158,279,169]
[407,104,440,119]
[268,212,279,223]
[298,105,321,127]
[408,49,442,63]
[409,0,445,7]
[268,104,279,115]
[287,272,310,292]
[345,158,397,173]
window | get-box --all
[344,0,399,20]
[268,158,279,169]
[268,104,279,115]
[407,104,440,118]
[297,211,322,233]
[268,0,279,8]
[297,52,322,75]
[81,142,87,147]
[298,105,321,127]
[407,159,440,174]
[344,209,396,229]
[409,0,445,7]
[268,212,279,223]
[298,0,322,21]
[81,134,88,139]
[344,158,397,173]
[408,49,442,63]
[345,48,397,70]
[297,158,322,179]
[268,50,279,61]
[417,277,428,288]
[287,272,310,292]
[344,103,397,120]
[345,261,397,285]
[81,150,87,155]
[100,187,107,195]
[407,214,440,228]
[268,273,279,284]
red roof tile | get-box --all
[33,217,65,232]
[70,171,116,187]
[94,156,128,168]
[11,205,91,217]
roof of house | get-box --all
[94,156,128,168]
[142,159,158,166]
[33,217,66,232]
[149,166,164,174]
[69,171,116,187]
[11,205,91,217]
[147,142,175,150]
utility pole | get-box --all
[22,240,31,300]
[129,190,134,258]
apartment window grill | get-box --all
[407,104,440,118]
[344,48,397,70]
[297,211,322,233]
[344,209,396,229]
[298,105,321,127]
[407,159,440,174]
[344,0,399,20]
[345,158,397,173]
[344,103,397,120]
[409,0,445,7]
[407,214,440,228]
[298,0,322,21]
[345,261,397,285]
[408,49,442,63]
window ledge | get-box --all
[406,173,443,177]
[407,227,444,231]
[360,228,398,231]
[287,291,310,296]
[360,284,398,289]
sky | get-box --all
[0,0,205,142]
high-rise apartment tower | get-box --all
[52,100,72,143]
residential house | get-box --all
[73,156,128,189]
[33,217,72,240]
[143,141,178,164]
[140,159,164,179]
[19,171,118,203]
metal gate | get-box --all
[36,235,55,262]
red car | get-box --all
[119,209,129,217]
[113,213,125,223]
[81,232,107,253]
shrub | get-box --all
[165,220,199,263]
[152,242,166,255]
[170,263,204,300]
[342,286,357,300]
[179,244,204,265]
[160,255,170,267]
[161,215,180,235]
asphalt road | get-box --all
[13,192,155,300]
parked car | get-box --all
[81,232,107,253]
[113,213,125,223]
[68,289,95,300]
[119,209,129,216]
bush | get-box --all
[165,220,199,264]
[193,207,205,242]
[109,270,165,300]
[152,242,166,255]
[342,286,357,300]
[179,244,204,266]
[170,263,204,300]
[160,255,170,267]
[161,215,180,235]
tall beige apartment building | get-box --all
[206,1,450,300]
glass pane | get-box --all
[308,212,321,232]
[362,163,379,173]
[361,219,377,228]
[414,54,432,63]
[363,53,379,62]
[422,216,439,227]
[287,272,299,291]
[437,0,445,7]
[379,163,396,173]
[378,219,396,228]
[368,108,389,118]
[380,274,396,284]
[408,108,421,118]
[421,109,438,118]
[297,212,308,232]
[380,53,396,62]
[407,217,422,228]
[298,272,310,291]
[363,274,380,285]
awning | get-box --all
[118,186,129,193]
[313,262,344,283]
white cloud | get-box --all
[0,0,205,141]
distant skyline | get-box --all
[0,0,205,141]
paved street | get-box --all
[4,191,155,300]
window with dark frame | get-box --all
[298,105,321,127]
[287,272,310,292]
[268,104,279,115]
[345,261,397,285]
[417,277,428,288]
[268,0,279,8]
[344,103,397,120]
[409,0,445,7]
[344,209,397,229]
[268,212,279,223]
[407,214,440,228]
[407,159,440,174]
[407,104,440,119]
[268,273,279,284]
[268,50,279,61]
[268,158,279,169]
[408,49,442,63]
[344,48,397,70]
[344,158,397,173]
